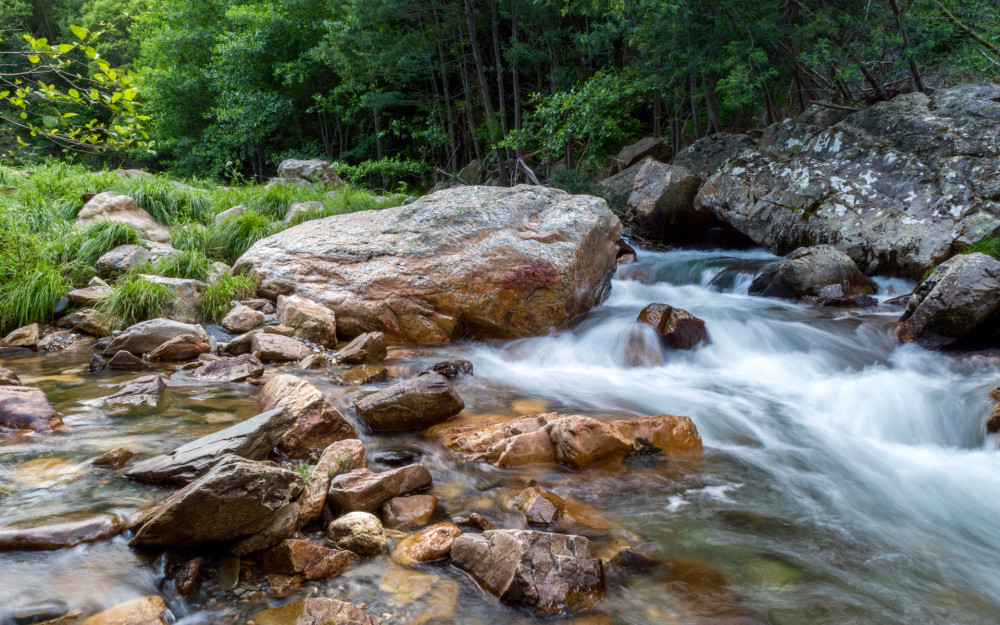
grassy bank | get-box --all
[0,162,395,334]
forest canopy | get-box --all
[1,0,998,187]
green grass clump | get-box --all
[170,222,210,255]
[207,212,285,264]
[117,178,212,225]
[72,220,144,267]
[0,264,69,332]
[967,236,1000,260]
[198,272,256,321]
[97,272,178,327]
[145,250,211,281]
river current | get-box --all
[2,247,999,624]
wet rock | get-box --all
[277,294,338,348]
[354,374,464,432]
[126,408,293,484]
[222,304,264,333]
[0,515,123,551]
[672,132,758,177]
[61,308,117,337]
[258,374,358,458]
[130,456,304,551]
[8,602,74,625]
[339,365,387,386]
[78,595,167,625]
[92,447,134,468]
[0,386,63,431]
[626,161,710,244]
[277,158,344,187]
[102,319,207,357]
[336,332,387,364]
[68,284,112,305]
[0,367,21,386]
[326,511,386,555]
[260,538,358,579]
[457,512,500,532]
[612,137,672,173]
[382,495,437,529]
[97,375,167,407]
[636,303,709,349]
[898,253,1000,349]
[284,201,325,223]
[76,192,170,243]
[695,84,1000,276]
[251,333,311,362]
[233,185,621,343]
[138,275,203,324]
[393,522,461,564]
[107,350,151,370]
[223,330,258,355]
[327,464,432,513]
[147,334,210,362]
[175,557,201,597]
[514,487,568,526]
[748,245,876,300]
[298,439,366,527]
[439,412,702,468]
[297,353,328,369]
[253,598,376,625]
[450,530,605,615]
[95,244,149,278]
[89,354,107,372]
[1,323,39,349]
[189,354,265,383]
[372,448,420,467]
[801,287,879,308]
[417,360,473,382]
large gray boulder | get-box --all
[672,132,758,177]
[129,455,304,551]
[126,408,292,484]
[626,160,711,243]
[102,319,207,356]
[748,245,877,300]
[234,185,621,343]
[276,158,343,187]
[450,530,605,615]
[696,83,1000,277]
[898,253,1000,349]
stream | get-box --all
[2,247,1000,624]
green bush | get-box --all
[198,272,256,322]
[97,272,178,327]
[145,250,211,281]
[207,212,285,264]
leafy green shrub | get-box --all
[198,272,256,321]
[207,212,284,263]
[145,249,211,281]
[73,221,144,266]
[0,264,68,332]
[97,273,178,327]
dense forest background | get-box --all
[1,0,998,189]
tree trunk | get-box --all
[689,74,703,140]
[464,0,509,185]
[887,0,925,92]
[373,105,386,189]
[704,78,723,134]
[511,4,523,165]
[490,0,512,168]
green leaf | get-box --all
[123,88,138,101]
[27,55,40,63]
[42,116,59,129]
[70,25,88,40]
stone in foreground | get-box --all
[258,374,358,458]
[326,511,386,555]
[354,374,464,431]
[392,522,462,564]
[450,530,605,615]
[0,386,64,431]
[234,185,621,343]
[253,598,376,625]
[0,515,123,551]
[125,408,292,484]
[260,538,358,580]
[79,596,168,625]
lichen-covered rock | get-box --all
[439,412,701,468]
[277,294,338,347]
[672,132,758,177]
[0,386,63,432]
[450,530,605,615]
[636,303,709,349]
[326,511,386,555]
[77,192,170,243]
[898,252,1000,349]
[354,374,464,432]
[748,245,876,300]
[258,374,358,458]
[695,83,1000,277]
[234,185,621,343]
[627,161,710,243]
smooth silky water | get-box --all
[2,247,999,624]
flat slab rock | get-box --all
[327,464,432,513]
[0,514,123,551]
[234,185,621,343]
[96,375,167,407]
[189,354,265,383]
[451,529,605,615]
[439,412,702,468]
[0,385,64,432]
[126,408,293,484]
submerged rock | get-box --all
[748,245,876,300]
[125,408,292,484]
[260,538,358,580]
[130,456,303,552]
[439,412,702,468]
[93,447,135,468]
[97,375,167,407]
[188,354,265,383]
[234,185,621,343]
[354,374,464,431]
[0,386,64,431]
[898,252,1000,349]
[258,374,358,458]
[327,465,432,513]
[392,522,462,564]
[339,365,388,386]
[382,495,437,529]
[450,529,605,615]
[102,319,207,357]
[326,511,386,555]
[0,515,123,551]
[253,598,376,625]
[636,303,709,349]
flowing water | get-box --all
[2,247,1000,624]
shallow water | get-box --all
[2,247,1000,624]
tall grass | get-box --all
[0,264,68,333]
[97,272,178,327]
[144,250,211,281]
[117,178,213,225]
[72,220,144,266]
[198,272,257,321]
[208,212,285,263]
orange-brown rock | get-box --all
[327,465,432,513]
[259,538,358,580]
[439,412,701,468]
[636,303,708,350]
[381,494,437,529]
[233,185,621,343]
[79,595,168,625]
[277,293,338,347]
[92,447,134,469]
[0,366,20,386]
[392,522,462,564]
[258,374,358,458]
[0,385,63,431]
[298,439,366,526]
[147,334,210,362]
[253,598,377,625]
